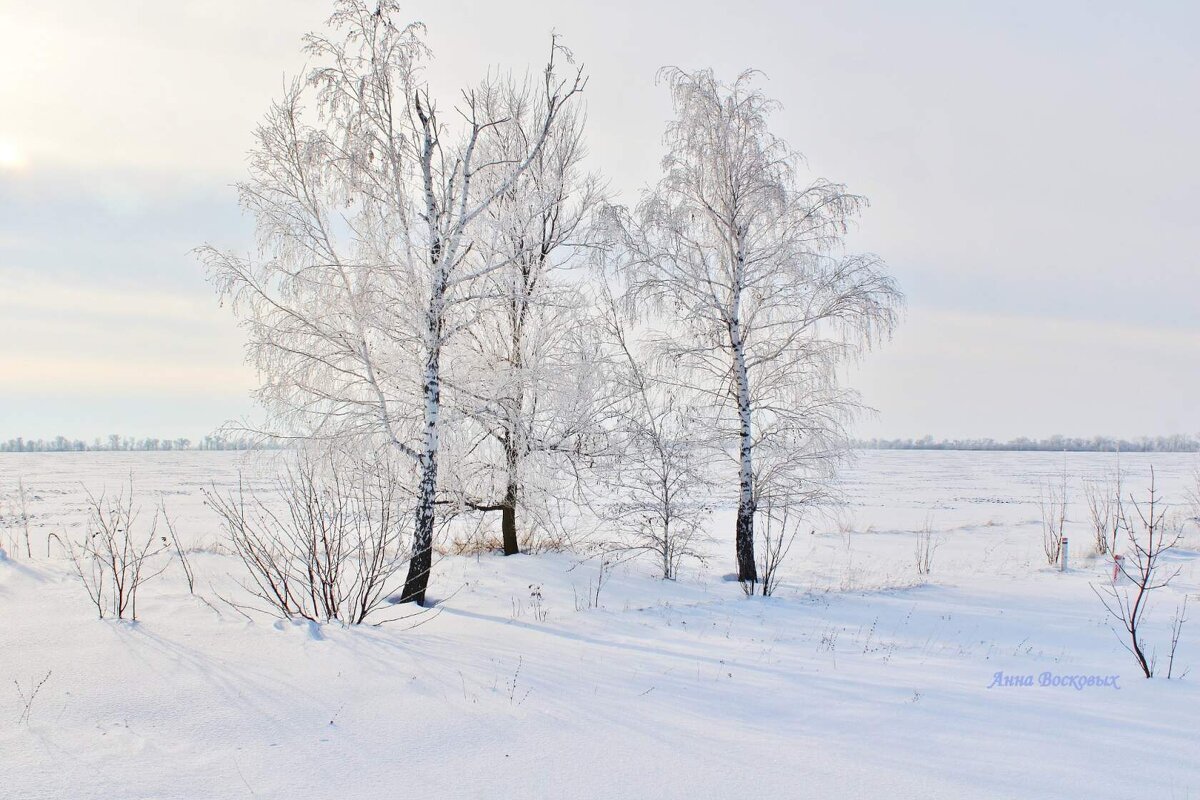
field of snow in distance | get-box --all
[2,450,1198,799]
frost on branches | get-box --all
[605,69,901,583]
[199,0,586,605]
[199,4,901,597]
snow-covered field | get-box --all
[3,450,1198,799]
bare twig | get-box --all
[162,502,195,595]
[1168,595,1189,680]
[14,671,51,724]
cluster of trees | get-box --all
[858,435,1200,453]
[0,435,277,453]
[198,0,901,606]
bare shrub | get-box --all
[0,495,12,559]
[1189,468,1200,525]
[598,281,713,580]
[1092,470,1185,678]
[16,478,31,559]
[1168,596,1189,680]
[1083,469,1123,556]
[573,554,614,610]
[67,482,171,621]
[0,478,33,559]
[608,494,711,582]
[743,500,802,598]
[206,451,411,624]
[915,517,939,576]
[1039,472,1068,566]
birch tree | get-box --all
[609,69,900,583]
[199,0,585,605]
[457,91,608,555]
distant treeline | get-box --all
[0,435,284,453]
[8,433,1198,454]
[856,435,1200,453]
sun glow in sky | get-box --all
[0,140,26,171]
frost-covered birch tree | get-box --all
[199,0,585,605]
[457,91,609,555]
[609,69,901,583]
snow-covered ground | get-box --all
[2,450,1198,799]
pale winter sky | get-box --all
[0,0,1197,442]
